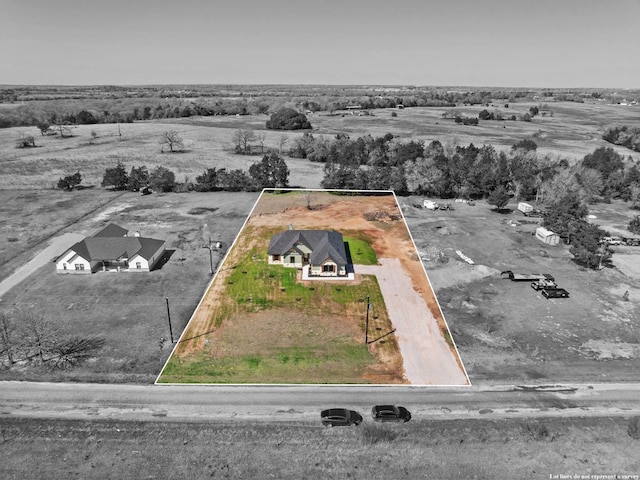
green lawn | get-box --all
[159,341,374,384]
[159,229,398,384]
[344,235,377,265]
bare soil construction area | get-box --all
[160,190,467,385]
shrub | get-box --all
[522,422,549,441]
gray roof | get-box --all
[268,230,348,265]
[93,223,129,237]
[64,223,164,262]
[69,237,164,262]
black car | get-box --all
[541,287,570,299]
[320,408,363,427]
[371,405,412,423]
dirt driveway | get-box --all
[357,258,469,385]
[0,232,84,300]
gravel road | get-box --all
[356,258,469,385]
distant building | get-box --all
[56,223,166,274]
[267,230,348,277]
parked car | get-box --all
[320,408,363,427]
[371,405,412,423]
[541,288,570,299]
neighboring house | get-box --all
[56,223,166,274]
[267,230,349,277]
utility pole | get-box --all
[365,295,371,345]
[204,237,214,275]
[165,297,174,343]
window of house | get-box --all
[272,255,280,261]
[289,256,296,264]
[75,264,84,271]
[136,262,141,269]
[323,264,335,273]
[63,263,67,270]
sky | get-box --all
[1,0,639,88]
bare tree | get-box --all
[256,132,267,153]
[278,134,289,154]
[19,310,59,365]
[305,192,316,210]
[159,130,185,153]
[232,128,256,154]
[0,312,17,367]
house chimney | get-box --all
[288,224,293,230]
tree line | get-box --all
[286,132,640,205]
[100,153,289,193]
[603,125,640,153]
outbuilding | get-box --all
[535,227,560,246]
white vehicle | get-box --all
[423,200,439,210]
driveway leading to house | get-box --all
[356,258,469,385]
[0,232,84,300]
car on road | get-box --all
[541,287,570,299]
[320,408,363,427]
[371,405,412,423]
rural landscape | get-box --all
[1,82,640,478]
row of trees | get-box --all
[101,153,290,193]
[289,131,640,207]
[0,87,545,130]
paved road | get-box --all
[0,232,84,300]
[2,382,639,423]
[356,258,469,385]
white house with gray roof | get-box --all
[267,230,349,277]
[55,223,166,274]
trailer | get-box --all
[531,278,558,290]
[501,270,555,282]
[518,202,533,214]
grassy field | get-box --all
[159,223,399,384]
[2,101,639,192]
[0,119,325,189]
[1,415,639,480]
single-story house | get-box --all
[267,229,349,277]
[535,226,560,246]
[56,223,166,274]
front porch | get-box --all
[302,265,354,281]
